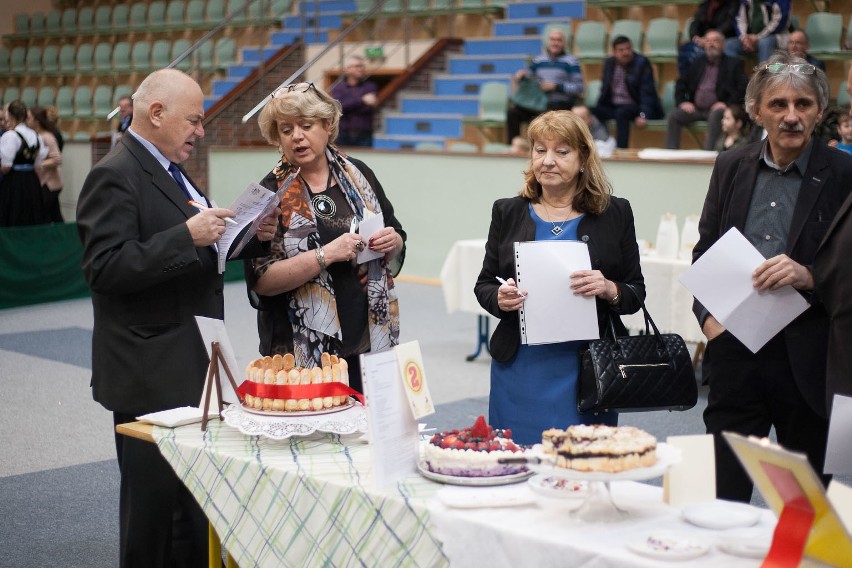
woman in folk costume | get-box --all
[245,83,406,392]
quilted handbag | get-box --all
[577,285,698,414]
[510,76,547,113]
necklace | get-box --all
[541,199,572,236]
[305,170,336,219]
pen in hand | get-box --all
[496,276,526,297]
[188,200,238,225]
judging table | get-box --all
[440,240,704,360]
[124,418,790,568]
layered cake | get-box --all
[243,352,350,412]
[423,416,526,477]
[542,425,657,473]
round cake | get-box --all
[541,425,657,473]
[243,352,350,412]
[424,416,526,477]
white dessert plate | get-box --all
[240,398,354,417]
[528,442,681,482]
[527,475,588,499]
[716,527,773,559]
[682,500,762,530]
[417,462,533,487]
[627,531,709,561]
[436,485,535,509]
[137,406,220,428]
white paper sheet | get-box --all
[678,228,809,353]
[195,316,241,405]
[355,210,385,264]
[825,395,852,474]
[213,182,277,273]
[361,350,419,489]
[513,240,598,345]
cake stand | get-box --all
[527,443,681,522]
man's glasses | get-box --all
[760,63,816,75]
[272,82,316,97]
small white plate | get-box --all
[137,406,219,428]
[682,500,762,530]
[627,532,709,561]
[527,475,588,499]
[716,527,773,559]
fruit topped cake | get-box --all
[541,424,657,473]
[423,416,526,477]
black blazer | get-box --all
[598,53,664,119]
[692,138,852,417]
[77,133,266,415]
[474,196,645,362]
[675,54,747,107]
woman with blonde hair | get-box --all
[474,110,645,443]
[245,83,406,391]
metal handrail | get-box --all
[240,0,387,124]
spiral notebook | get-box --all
[513,240,598,345]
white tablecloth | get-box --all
[440,240,703,344]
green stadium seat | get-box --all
[229,0,265,24]
[21,87,38,107]
[112,4,130,30]
[483,142,511,153]
[152,40,172,68]
[61,8,77,33]
[30,12,46,34]
[113,42,132,72]
[166,1,186,26]
[584,79,601,107]
[94,43,113,72]
[132,41,152,70]
[148,1,167,28]
[0,47,10,74]
[682,16,694,43]
[186,0,206,25]
[4,87,20,104]
[14,13,29,34]
[215,38,237,68]
[449,142,479,152]
[610,19,643,52]
[574,21,607,62]
[37,86,57,107]
[645,18,679,61]
[10,47,26,73]
[42,46,59,73]
[206,0,226,22]
[77,43,95,73]
[805,12,843,57]
[45,10,62,33]
[74,85,94,117]
[25,46,42,73]
[115,85,134,102]
[196,39,214,69]
[171,39,193,70]
[56,86,74,117]
[95,6,112,29]
[59,45,77,73]
[270,0,291,17]
[838,82,850,108]
[129,3,149,30]
[93,85,115,117]
[415,141,443,151]
[479,81,508,122]
[78,7,95,32]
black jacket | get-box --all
[675,54,747,107]
[598,53,664,119]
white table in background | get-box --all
[439,238,492,360]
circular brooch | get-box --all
[312,194,336,219]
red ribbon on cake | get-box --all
[236,380,365,405]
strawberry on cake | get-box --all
[423,416,526,477]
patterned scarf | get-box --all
[260,146,399,368]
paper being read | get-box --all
[678,227,808,353]
[214,181,277,273]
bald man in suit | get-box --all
[77,69,279,567]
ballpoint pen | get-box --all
[496,276,526,297]
[188,200,238,225]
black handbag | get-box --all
[577,285,698,414]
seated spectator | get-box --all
[724,0,791,64]
[678,0,740,77]
[112,95,133,146]
[837,112,852,155]
[786,30,825,72]
[331,55,378,147]
[714,103,750,151]
[665,30,748,150]
[506,27,583,143]
[591,36,663,148]
[509,136,531,156]
[572,105,610,142]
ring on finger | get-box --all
[354,240,365,251]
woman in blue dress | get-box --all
[474,110,646,445]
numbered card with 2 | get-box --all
[394,341,435,419]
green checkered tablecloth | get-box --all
[154,421,448,568]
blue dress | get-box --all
[489,204,617,445]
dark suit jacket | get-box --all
[675,54,747,107]
[692,138,852,417]
[813,153,852,407]
[597,53,664,119]
[474,196,646,362]
[77,133,266,415]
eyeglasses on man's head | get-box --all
[760,63,816,75]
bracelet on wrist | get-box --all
[608,283,621,306]
[314,245,327,271]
